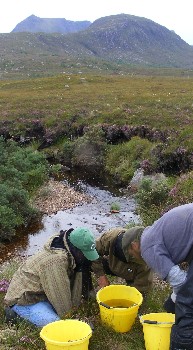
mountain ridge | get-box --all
[1,14,193,80]
[12,14,91,34]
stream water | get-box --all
[1,171,140,262]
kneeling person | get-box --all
[4,227,99,327]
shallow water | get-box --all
[1,175,140,262]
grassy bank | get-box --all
[0,258,170,350]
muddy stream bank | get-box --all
[1,171,140,263]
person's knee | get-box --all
[11,302,60,327]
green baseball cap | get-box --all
[69,227,99,261]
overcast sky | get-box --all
[1,0,193,45]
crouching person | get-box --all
[4,227,99,327]
[91,226,153,296]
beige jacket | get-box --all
[4,233,82,318]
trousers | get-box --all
[170,259,193,350]
[12,301,60,327]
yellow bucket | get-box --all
[40,320,92,350]
[140,312,175,350]
[96,284,143,333]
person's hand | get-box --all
[98,275,110,289]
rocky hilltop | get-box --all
[12,14,91,34]
[1,13,193,80]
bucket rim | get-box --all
[139,313,175,325]
[40,320,92,345]
[96,284,143,307]
[40,332,92,345]
[96,284,141,290]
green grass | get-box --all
[0,259,171,350]
[1,74,193,129]
[0,283,171,350]
[1,74,193,157]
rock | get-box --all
[129,168,167,192]
[129,168,144,192]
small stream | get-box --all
[1,172,140,262]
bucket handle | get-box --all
[100,302,112,309]
[143,320,159,324]
[99,302,137,309]
[139,316,174,325]
[143,320,174,325]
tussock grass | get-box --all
[0,74,193,128]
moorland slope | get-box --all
[1,14,193,80]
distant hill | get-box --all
[74,14,193,67]
[1,14,193,80]
[12,14,91,34]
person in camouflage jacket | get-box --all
[92,226,153,294]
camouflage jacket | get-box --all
[92,227,153,293]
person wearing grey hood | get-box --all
[91,226,153,294]
[128,203,193,350]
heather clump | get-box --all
[167,171,193,207]
[135,178,171,225]
[135,172,193,225]
[101,124,168,144]
[0,137,50,242]
[152,143,192,175]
